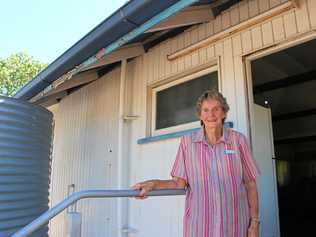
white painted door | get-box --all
[252,104,280,237]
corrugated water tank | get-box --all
[0,96,53,237]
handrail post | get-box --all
[12,189,185,237]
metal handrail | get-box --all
[12,189,185,237]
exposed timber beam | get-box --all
[50,70,98,95]
[211,0,240,17]
[32,70,98,105]
[82,43,145,71]
[275,135,316,144]
[290,0,300,8]
[143,26,189,51]
[146,5,214,33]
[34,91,68,107]
[273,108,316,122]
[253,70,316,94]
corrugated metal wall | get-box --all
[49,68,121,237]
[48,0,316,236]
[0,96,53,237]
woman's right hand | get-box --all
[132,180,157,199]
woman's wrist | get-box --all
[250,217,260,223]
[249,217,260,228]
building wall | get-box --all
[48,68,121,237]
[47,0,316,236]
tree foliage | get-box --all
[0,52,47,97]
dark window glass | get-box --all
[156,71,218,129]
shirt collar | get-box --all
[192,127,231,145]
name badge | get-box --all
[224,149,236,155]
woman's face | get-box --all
[199,98,226,129]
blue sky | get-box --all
[1,0,127,64]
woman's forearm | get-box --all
[150,178,185,189]
[133,177,187,198]
[245,180,259,219]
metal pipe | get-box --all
[12,189,185,237]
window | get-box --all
[152,67,218,135]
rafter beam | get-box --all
[273,108,316,121]
[143,27,188,51]
[275,135,316,145]
[34,91,68,107]
[32,70,98,105]
[290,0,300,8]
[82,43,145,71]
[146,5,214,33]
[253,70,316,94]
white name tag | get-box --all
[224,149,237,154]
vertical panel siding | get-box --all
[295,0,310,33]
[230,5,240,26]
[127,55,186,237]
[205,21,214,38]
[251,26,263,49]
[283,11,298,38]
[261,22,274,45]
[272,17,286,41]
[222,10,231,30]
[307,0,316,27]
[223,38,238,125]
[129,139,185,237]
[214,14,223,33]
[144,0,294,86]
[232,34,249,135]
[249,0,260,17]
[241,30,253,54]
[259,0,270,13]
[170,38,179,74]
[47,103,58,235]
[270,0,282,8]
[239,1,250,22]
[49,68,121,237]
[198,46,207,65]
[197,23,207,41]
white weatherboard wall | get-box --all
[47,0,316,236]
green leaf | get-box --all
[0,52,48,97]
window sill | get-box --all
[137,121,233,145]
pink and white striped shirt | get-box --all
[171,128,260,237]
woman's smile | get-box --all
[200,99,226,128]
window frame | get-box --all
[151,66,218,136]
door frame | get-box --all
[244,31,316,145]
[243,30,316,237]
[244,53,282,237]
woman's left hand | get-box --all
[247,222,259,237]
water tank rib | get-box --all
[0,96,53,237]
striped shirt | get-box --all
[171,127,260,237]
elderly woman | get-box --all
[133,90,260,237]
